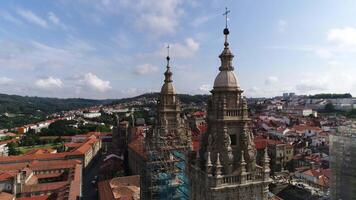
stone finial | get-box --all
[240,151,247,173]
[215,153,223,177]
[206,152,213,176]
[263,146,270,171]
[263,146,271,180]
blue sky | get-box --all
[1,0,356,99]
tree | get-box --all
[6,142,20,155]
[324,103,335,112]
[20,129,40,146]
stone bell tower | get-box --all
[188,8,271,200]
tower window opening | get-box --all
[230,134,237,146]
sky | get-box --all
[1,0,356,99]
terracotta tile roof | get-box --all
[28,160,81,171]
[197,124,207,134]
[24,148,55,155]
[0,172,17,181]
[192,111,205,117]
[317,175,329,187]
[0,160,81,172]
[0,192,14,200]
[0,152,69,163]
[98,175,140,200]
[18,195,50,200]
[321,168,331,178]
[0,138,18,145]
[292,124,322,133]
[35,172,63,179]
[21,181,68,193]
[68,164,82,200]
[98,180,115,200]
[70,137,98,155]
[192,140,200,152]
[0,135,99,164]
[303,169,321,177]
[128,138,147,160]
[64,142,82,148]
[0,163,28,171]
[109,175,140,188]
[254,138,285,150]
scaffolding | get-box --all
[143,127,190,200]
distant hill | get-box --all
[309,93,352,99]
[0,93,111,114]
[0,92,210,115]
[112,92,210,104]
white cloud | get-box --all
[199,84,211,93]
[35,77,63,89]
[158,38,199,58]
[17,8,48,28]
[48,11,68,30]
[278,19,287,32]
[134,64,158,75]
[295,82,327,93]
[48,12,59,24]
[295,66,356,95]
[82,72,111,92]
[191,15,214,27]
[92,0,184,37]
[265,76,279,85]
[328,27,356,46]
[137,14,177,37]
[0,11,22,25]
[112,32,131,48]
[314,48,333,59]
[0,77,13,85]
[0,38,96,70]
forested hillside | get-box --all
[0,93,110,114]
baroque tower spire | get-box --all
[164,45,173,83]
[189,8,271,200]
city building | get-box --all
[0,160,82,199]
[0,133,102,170]
[188,17,271,200]
[254,137,294,173]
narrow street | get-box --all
[82,154,102,200]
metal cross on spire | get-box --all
[166,44,170,65]
[167,44,170,57]
[223,7,230,29]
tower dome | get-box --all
[160,55,176,94]
[213,70,239,89]
[213,25,240,89]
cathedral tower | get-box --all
[139,52,191,199]
[156,53,182,134]
[188,9,271,200]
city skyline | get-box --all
[1,0,356,99]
